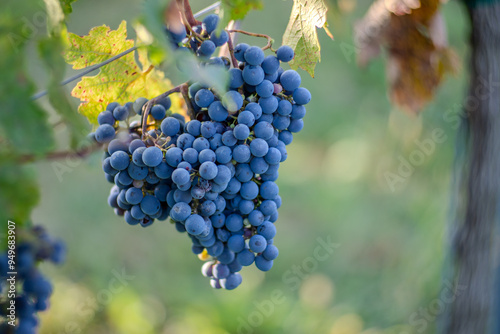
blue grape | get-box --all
[255,255,273,271]
[265,147,282,165]
[186,120,202,136]
[161,117,181,136]
[199,161,218,180]
[142,147,163,167]
[237,249,255,266]
[208,101,228,122]
[242,65,265,86]
[165,147,183,167]
[277,100,292,116]
[288,119,304,133]
[233,124,250,140]
[140,195,161,215]
[227,235,245,253]
[273,115,291,130]
[240,181,259,200]
[249,235,267,253]
[276,45,294,62]
[248,210,264,226]
[217,246,235,264]
[291,104,306,119]
[215,146,232,164]
[245,102,263,120]
[222,91,243,112]
[213,165,231,185]
[183,148,199,164]
[185,214,205,235]
[259,96,279,114]
[234,43,249,61]
[177,133,196,149]
[199,148,216,163]
[235,164,253,183]
[256,80,274,98]
[225,214,243,232]
[172,168,191,185]
[229,68,244,89]
[95,124,115,143]
[221,130,238,147]
[113,106,129,121]
[262,55,280,74]
[237,110,255,127]
[125,187,143,205]
[260,181,279,200]
[293,87,311,105]
[199,40,216,57]
[244,46,265,65]
[202,14,219,33]
[201,121,216,138]
[151,104,166,120]
[128,139,145,153]
[233,145,251,163]
[154,161,174,179]
[210,30,228,46]
[253,121,274,140]
[280,70,301,91]
[195,89,214,108]
[250,138,269,157]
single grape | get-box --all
[276,45,294,62]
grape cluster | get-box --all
[0,226,66,334]
[91,14,309,290]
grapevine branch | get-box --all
[227,30,275,51]
[225,27,239,68]
[141,85,184,139]
[18,143,101,163]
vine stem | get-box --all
[227,29,275,51]
[177,0,203,42]
[180,83,196,121]
[18,143,101,163]
[141,85,185,139]
[225,25,239,68]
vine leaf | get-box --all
[282,0,333,77]
[221,0,263,21]
[355,0,459,114]
[0,0,54,154]
[58,0,78,15]
[0,162,40,231]
[64,21,175,124]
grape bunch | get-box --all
[91,13,309,290]
[0,226,66,334]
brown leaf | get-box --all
[354,0,459,114]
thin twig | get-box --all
[225,29,239,68]
[227,29,275,51]
[177,0,203,42]
[141,85,184,139]
[31,47,139,100]
[180,83,196,121]
[18,143,101,164]
[182,0,202,26]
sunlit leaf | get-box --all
[282,0,332,77]
[64,21,175,124]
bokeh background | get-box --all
[28,0,469,333]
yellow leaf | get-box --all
[64,21,175,124]
[282,0,332,77]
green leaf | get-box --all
[221,0,263,21]
[64,21,175,124]
[0,0,54,155]
[59,0,77,14]
[0,162,39,230]
[39,35,88,147]
[282,0,332,77]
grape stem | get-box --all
[225,30,239,68]
[180,83,196,121]
[226,30,275,51]
[177,0,203,42]
[141,84,185,140]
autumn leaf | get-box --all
[282,0,333,77]
[355,0,459,114]
[64,21,175,124]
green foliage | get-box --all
[0,162,39,231]
[0,0,55,155]
[282,0,332,77]
[221,0,263,21]
[58,0,78,14]
[64,21,174,124]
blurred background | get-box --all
[29,0,469,333]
